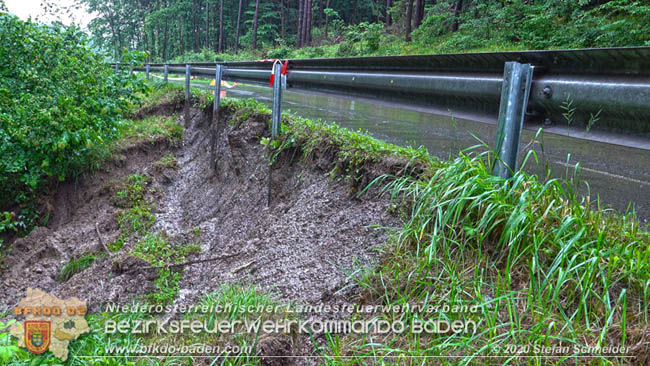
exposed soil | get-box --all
[1,101,400,362]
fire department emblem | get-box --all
[24,320,51,354]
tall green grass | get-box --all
[329,148,649,364]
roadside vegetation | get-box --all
[0,12,147,243]
[74,0,650,63]
[2,80,649,363]
[262,97,650,363]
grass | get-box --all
[59,253,99,281]
[226,97,650,364]
[154,152,178,169]
[109,174,155,252]
[326,151,649,364]
[8,88,647,365]
[131,232,201,305]
[4,309,154,365]
[144,284,293,365]
[114,114,183,149]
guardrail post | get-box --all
[492,61,533,179]
[214,65,224,116]
[211,65,224,170]
[271,62,283,138]
[145,64,150,81]
[164,64,168,83]
[268,62,284,205]
[185,64,191,126]
[114,63,118,73]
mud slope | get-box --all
[1,104,398,313]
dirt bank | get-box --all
[1,100,401,358]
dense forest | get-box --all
[77,0,650,62]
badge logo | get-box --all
[25,320,51,354]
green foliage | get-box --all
[114,115,183,149]
[59,253,97,281]
[0,14,144,233]
[344,22,384,54]
[109,174,155,252]
[132,232,201,305]
[0,320,23,362]
[409,0,650,53]
[154,152,178,169]
[8,311,151,365]
[168,48,258,63]
[220,97,650,361]
[81,0,650,63]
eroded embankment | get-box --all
[0,99,402,319]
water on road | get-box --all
[190,81,650,223]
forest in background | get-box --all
[75,0,650,62]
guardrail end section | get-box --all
[492,61,533,179]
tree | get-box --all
[205,0,210,48]
[324,0,331,38]
[279,0,285,41]
[297,0,304,47]
[385,0,392,26]
[451,0,462,32]
[252,0,260,49]
[414,0,424,29]
[235,0,244,52]
[218,0,224,52]
[405,0,413,42]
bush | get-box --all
[0,14,144,231]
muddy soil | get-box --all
[1,102,400,362]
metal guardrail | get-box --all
[112,47,650,180]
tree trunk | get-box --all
[317,0,322,28]
[298,0,304,47]
[405,0,414,42]
[252,0,261,49]
[280,0,286,41]
[163,19,168,61]
[324,0,330,38]
[235,0,244,52]
[306,0,312,45]
[414,0,424,29]
[386,0,392,26]
[218,0,224,52]
[451,0,462,32]
[205,0,209,48]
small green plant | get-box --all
[561,93,577,134]
[132,232,201,305]
[144,284,294,362]
[154,152,178,169]
[109,174,155,252]
[0,320,23,362]
[115,115,183,149]
[59,253,97,281]
[586,109,602,133]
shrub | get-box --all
[0,14,144,231]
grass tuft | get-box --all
[59,253,98,282]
